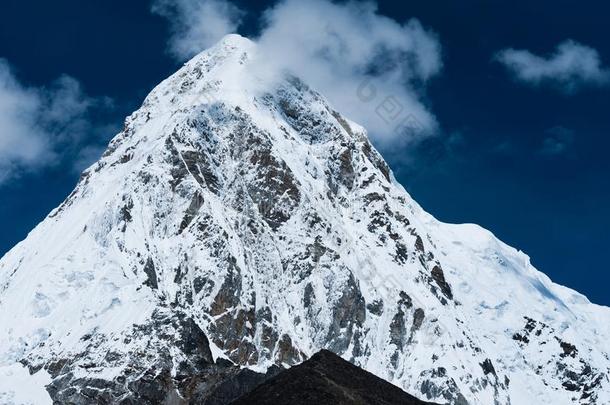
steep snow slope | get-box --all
[0,35,609,404]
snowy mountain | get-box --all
[1,34,609,404]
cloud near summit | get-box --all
[151,0,245,60]
[153,0,443,145]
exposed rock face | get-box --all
[1,34,609,405]
[34,309,282,405]
[41,310,213,404]
[511,316,607,403]
[232,349,439,405]
[197,365,282,405]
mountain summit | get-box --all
[0,35,608,404]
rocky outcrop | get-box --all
[232,350,439,405]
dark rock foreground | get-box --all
[232,350,439,405]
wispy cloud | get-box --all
[0,60,53,183]
[541,126,574,156]
[151,0,244,60]
[153,0,443,145]
[0,59,113,184]
[495,40,610,93]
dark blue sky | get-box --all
[0,0,608,305]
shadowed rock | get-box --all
[232,350,441,405]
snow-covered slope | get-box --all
[1,35,609,404]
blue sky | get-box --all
[0,0,609,305]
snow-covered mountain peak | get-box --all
[1,35,609,405]
[140,33,257,110]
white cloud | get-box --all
[151,0,244,60]
[154,0,443,145]
[0,59,112,184]
[254,0,442,145]
[0,60,53,183]
[495,40,610,93]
